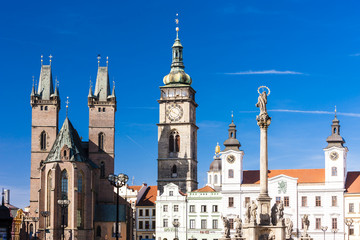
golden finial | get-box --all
[215,142,221,154]
[97,54,101,67]
[106,56,109,67]
[335,105,337,117]
[175,13,179,38]
[231,110,234,122]
[49,54,53,66]
[66,96,70,117]
[41,55,43,66]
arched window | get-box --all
[214,175,218,184]
[102,108,105,112]
[61,170,69,227]
[228,169,234,178]
[77,172,84,229]
[100,162,105,179]
[334,127,337,134]
[96,226,101,237]
[169,130,180,153]
[332,167,337,176]
[98,133,104,151]
[40,131,47,150]
[171,165,177,178]
[29,223,33,234]
[45,106,48,111]
[209,175,212,184]
[47,171,52,227]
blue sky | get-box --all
[2,0,360,208]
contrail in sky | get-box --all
[239,109,360,117]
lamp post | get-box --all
[321,226,328,240]
[173,219,180,240]
[57,199,70,240]
[40,211,50,240]
[108,173,129,240]
[32,217,39,240]
[345,219,354,240]
[332,228,338,240]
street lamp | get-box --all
[345,219,354,240]
[331,228,338,240]
[57,199,70,240]
[173,219,180,240]
[321,226,328,240]
[41,211,50,240]
[32,217,39,240]
[108,173,129,240]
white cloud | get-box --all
[350,53,360,57]
[225,70,304,75]
[239,109,360,118]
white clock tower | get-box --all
[220,118,244,220]
[157,25,198,194]
[324,112,348,189]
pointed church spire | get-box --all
[31,76,36,96]
[111,80,116,97]
[53,77,59,97]
[163,14,192,85]
[37,55,55,100]
[94,54,111,101]
[325,107,345,148]
[88,77,93,98]
[223,114,241,151]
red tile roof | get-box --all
[193,186,216,192]
[137,186,157,206]
[128,185,142,192]
[242,169,325,184]
[346,172,360,193]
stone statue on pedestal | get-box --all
[245,203,251,224]
[302,215,310,237]
[285,218,293,239]
[271,203,278,226]
[256,90,268,116]
[222,216,231,239]
[250,201,258,224]
[278,201,284,226]
[234,215,243,237]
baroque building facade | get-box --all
[28,58,131,240]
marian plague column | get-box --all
[256,86,272,225]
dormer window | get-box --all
[61,145,70,161]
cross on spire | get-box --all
[231,110,234,122]
[175,13,179,38]
[66,96,70,117]
[32,76,35,87]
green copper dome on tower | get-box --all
[163,19,192,85]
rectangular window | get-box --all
[332,196,337,207]
[152,209,156,216]
[201,205,207,212]
[212,205,218,212]
[152,221,155,229]
[190,205,195,213]
[229,219,234,229]
[276,197,281,204]
[332,218,337,230]
[332,167,337,176]
[190,219,195,229]
[145,209,149,216]
[349,203,354,213]
[163,219,168,228]
[139,221,143,229]
[315,218,321,229]
[212,219,218,229]
[284,196,289,207]
[315,196,321,207]
[244,197,250,207]
[349,226,354,235]
[139,209,143,216]
[302,196,307,207]
[169,191,173,196]
[163,205,168,212]
[145,221,149,229]
[201,219,207,229]
[228,169,234,178]
[174,205,179,212]
[228,197,234,207]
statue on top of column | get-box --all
[256,86,271,126]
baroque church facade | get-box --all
[29,59,130,239]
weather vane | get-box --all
[66,96,70,117]
[49,54,53,66]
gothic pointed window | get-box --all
[171,165,177,178]
[40,131,47,150]
[61,170,69,227]
[46,170,52,227]
[96,226,101,237]
[175,134,180,152]
[169,130,180,154]
[100,161,105,179]
[98,132,104,151]
[169,134,174,152]
[77,172,84,229]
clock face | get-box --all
[330,151,339,161]
[227,154,235,164]
[166,104,183,121]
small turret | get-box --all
[223,114,241,151]
[325,108,345,148]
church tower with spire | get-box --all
[157,18,198,193]
[324,109,348,188]
[88,56,117,203]
[30,55,60,217]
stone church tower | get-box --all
[157,28,198,193]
